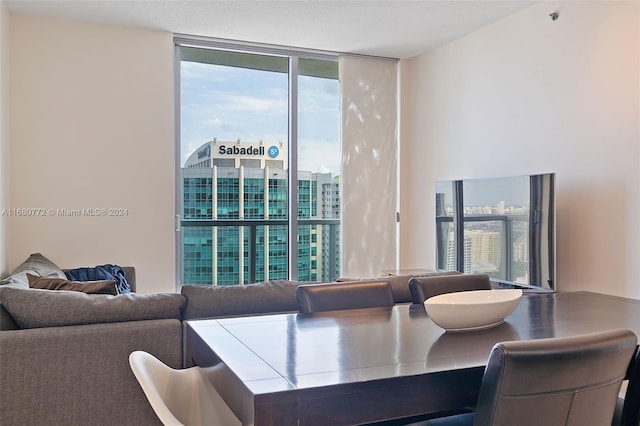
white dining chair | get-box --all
[129,351,241,426]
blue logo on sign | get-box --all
[197,145,210,159]
[268,146,279,158]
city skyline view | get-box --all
[179,50,342,285]
[180,140,341,284]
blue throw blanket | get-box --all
[65,264,131,294]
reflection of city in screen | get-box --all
[437,175,531,285]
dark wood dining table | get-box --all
[185,291,640,426]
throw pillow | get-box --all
[0,253,67,288]
[27,274,118,296]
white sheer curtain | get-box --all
[339,55,399,278]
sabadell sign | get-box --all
[217,145,280,158]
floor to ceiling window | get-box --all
[176,38,340,286]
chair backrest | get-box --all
[473,329,637,426]
[129,351,240,426]
[408,273,491,304]
[296,280,395,314]
[617,346,640,426]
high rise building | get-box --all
[181,139,340,286]
[468,229,501,273]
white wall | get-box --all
[400,1,639,298]
[8,15,175,293]
[0,2,8,278]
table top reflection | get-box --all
[185,291,640,426]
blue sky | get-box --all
[180,61,340,175]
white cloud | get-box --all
[218,93,287,113]
[180,59,340,174]
[298,137,340,175]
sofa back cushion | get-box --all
[0,287,186,329]
[181,280,300,320]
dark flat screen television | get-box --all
[436,173,555,291]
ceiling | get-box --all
[3,0,538,58]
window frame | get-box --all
[174,35,340,288]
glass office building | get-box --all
[182,139,340,286]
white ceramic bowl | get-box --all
[425,289,523,332]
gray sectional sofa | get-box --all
[0,260,453,426]
[0,266,186,426]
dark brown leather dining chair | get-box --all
[296,280,395,314]
[613,345,640,426]
[408,273,492,304]
[407,329,638,426]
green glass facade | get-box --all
[182,164,339,286]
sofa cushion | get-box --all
[0,287,186,329]
[181,280,300,320]
[0,253,67,288]
[27,274,118,296]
